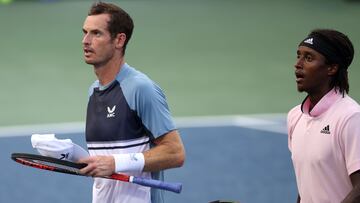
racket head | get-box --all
[11,153,182,193]
[11,153,87,176]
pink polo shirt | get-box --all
[288,88,360,203]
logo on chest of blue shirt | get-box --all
[107,105,116,118]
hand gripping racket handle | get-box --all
[131,176,182,193]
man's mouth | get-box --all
[84,48,94,56]
[295,71,304,82]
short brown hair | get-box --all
[88,2,134,55]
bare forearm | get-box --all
[143,144,183,171]
[342,185,360,203]
[143,131,185,172]
[343,171,360,203]
[79,131,185,175]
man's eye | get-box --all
[93,31,101,36]
[305,55,312,62]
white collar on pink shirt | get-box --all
[301,88,343,117]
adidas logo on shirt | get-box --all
[320,125,330,134]
[107,105,116,118]
[304,38,313,45]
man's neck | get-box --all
[308,86,333,111]
[94,57,125,86]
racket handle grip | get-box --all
[132,176,182,193]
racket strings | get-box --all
[16,157,82,174]
[34,159,81,173]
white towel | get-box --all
[31,134,89,162]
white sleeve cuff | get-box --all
[112,153,145,173]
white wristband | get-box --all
[112,153,145,173]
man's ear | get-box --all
[328,64,339,76]
[114,33,126,49]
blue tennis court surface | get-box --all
[0,115,297,203]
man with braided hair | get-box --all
[288,29,360,203]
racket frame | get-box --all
[11,153,181,193]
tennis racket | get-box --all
[11,153,182,193]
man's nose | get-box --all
[294,58,303,69]
[82,34,90,45]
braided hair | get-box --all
[308,29,354,94]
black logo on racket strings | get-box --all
[60,153,69,160]
[320,125,331,134]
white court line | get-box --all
[176,114,287,134]
[0,114,287,138]
[0,122,85,138]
